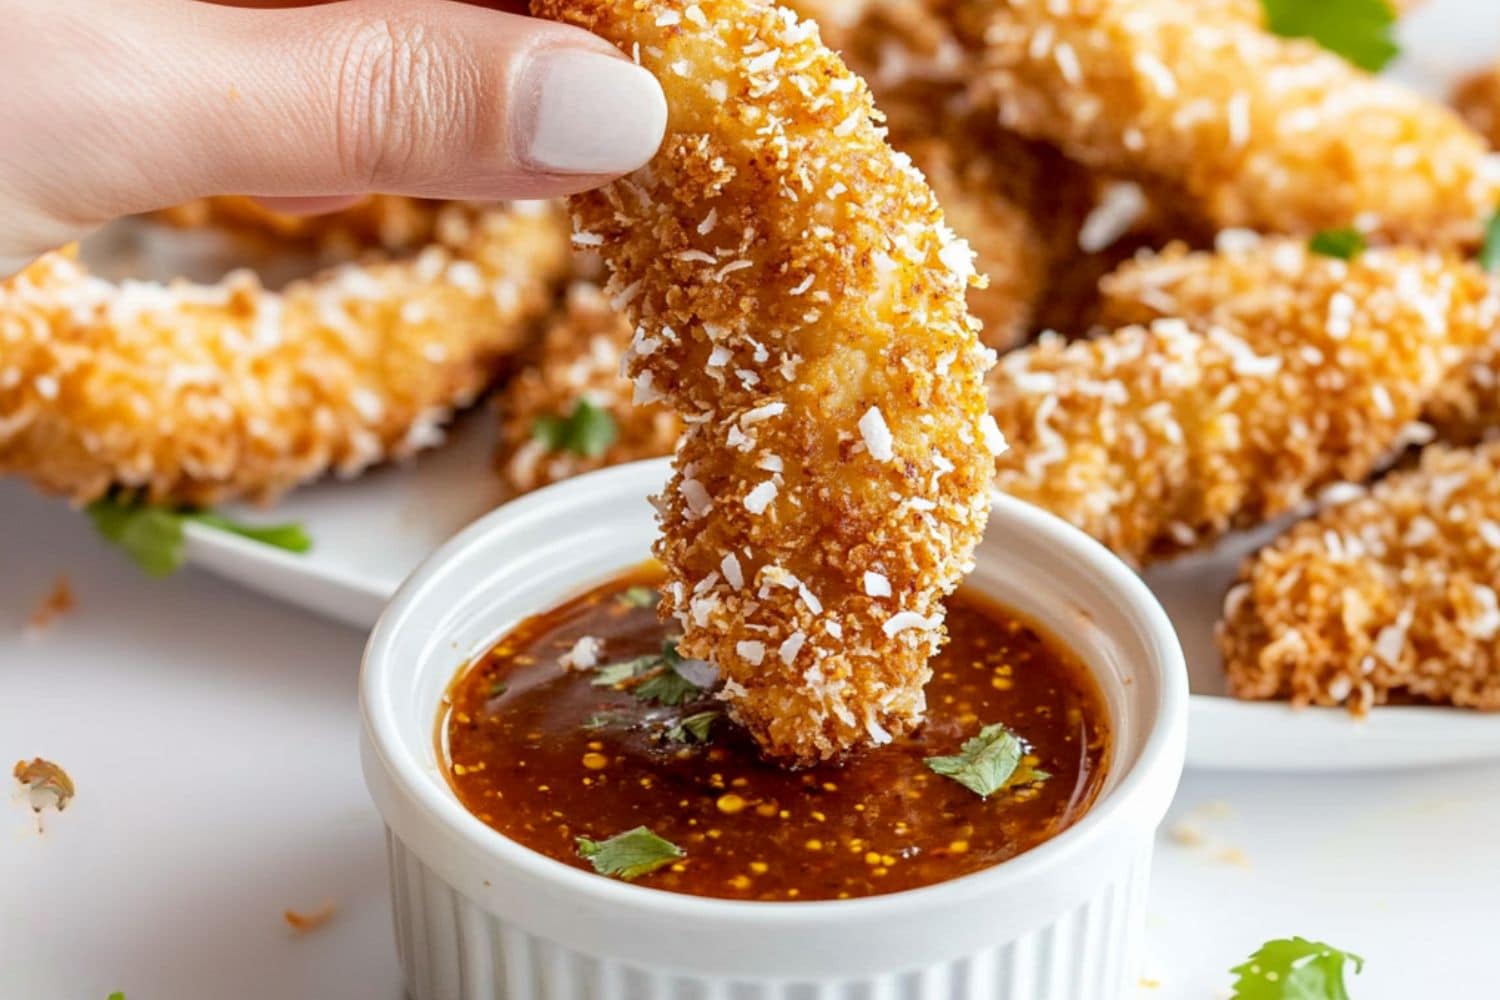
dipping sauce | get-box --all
[442,566,1109,901]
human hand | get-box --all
[0,0,666,275]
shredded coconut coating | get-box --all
[535,0,996,764]
[1451,62,1500,148]
[1424,346,1500,447]
[151,195,450,257]
[990,236,1496,565]
[970,0,1497,246]
[496,281,681,495]
[805,0,1092,350]
[1219,441,1500,713]
[0,202,569,505]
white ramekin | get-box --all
[360,458,1187,1000]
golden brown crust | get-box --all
[150,194,453,259]
[969,0,1495,246]
[1451,63,1500,149]
[495,281,681,495]
[536,0,998,763]
[1219,441,1500,712]
[0,203,570,505]
[989,236,1497,564]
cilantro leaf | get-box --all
[87,495,311,577]
[1479,209,1500,273]
[532,399,618,457]
[1260,0,1398,73]
[589,639,709,706]
[618,585,659,609]
[582,711,630,730]
[1230,937,1365,1000]
[925,723,1027,798]
[191,513,311,553]
[576,826,683,880]
[666,710,720,743]
[1308,228,1366,261]
[87,500,185,577]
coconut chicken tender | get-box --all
[971,0,1496,246]
[1220,441,1500,712]
[496,281,681,495]
[152,195,450,258]
[989,236,1496,565]
[535,0,1000,763]
[0,202,569,505]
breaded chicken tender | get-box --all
[496,281,681,495]
[0,202,569,505]
[1220,441,1500,712]
[812,0,1093,349]
[971,0,1496,246]
[536,0,1000,763]
[1424,347,1500,446]
[989,236,1496,564]
[152,195,449,257]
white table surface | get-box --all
[2,478,1498,1000]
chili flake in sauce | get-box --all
[441,565,1110,901]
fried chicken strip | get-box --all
[0,202,569,505]
[1220,441,1500,712]
[970,0,1495,245]
[989,236,1496,564]
[536,0,999,763]
[496,281,681,495]
[151,195,450,257]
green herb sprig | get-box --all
[1478,209,1500,272]
[87,495,311,577]
[666,710,720,744]
[576,826,683,880]
[591,638,707,707]
[1230,937,1364,999]
[925,723,1048,799]
[1260,0,1398,73]
[532,399,618,457]
[1308,228,1366,261]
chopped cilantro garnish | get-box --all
[618,585,659,609]
[666,710,720,744]
[87,495,310,577]
[1230,938,1364,999]
[576,826,683,880]
[582,711,630,730]
[590,639,708,706]
[1479,209,1500,272]
[1260,0,1398,73]
[924,723,1038,799]
[1308,228,1366,261]
[532,399,618,457]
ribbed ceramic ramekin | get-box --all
[360,458,1187,1000]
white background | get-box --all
[3,481,1500,1000]
[6,4,1500,998]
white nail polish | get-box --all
[522,50,667,174]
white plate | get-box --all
[154,0,1500,771]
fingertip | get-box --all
[515,48,667,176]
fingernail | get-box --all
[519,49,667,174]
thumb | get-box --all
[0,0,664,263]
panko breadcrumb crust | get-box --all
[535,0,999,763]
[969,0,1497,246]
[809,0,1095,350]
[988,236,1497,565]
[496,281,681,495]
[0,202,570,505]
[151,195,450,258]
[1220,441,1500,712]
